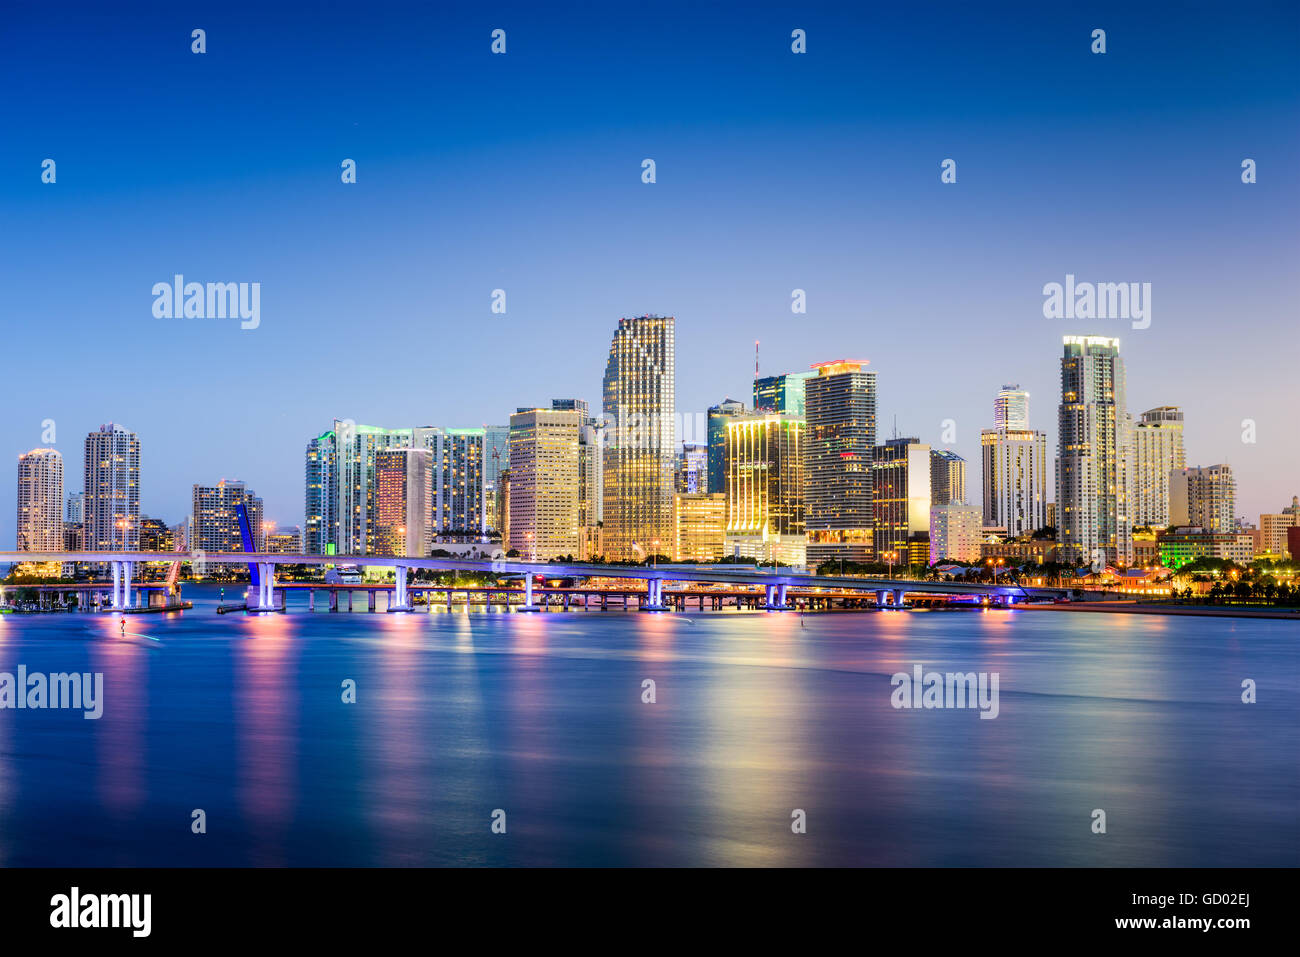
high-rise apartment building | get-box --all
[84,423,141,552]
[994,384,1031,431]
[138,516,174,552]
[1132,406,1185,528]
[929,502,982,564]
[1259,497,1299,558]
[373,448,433,557]
[723,412,806,565]
[706,398,745,495]
[508,407,582,560]
[16,448,64,552]
[929,449,966,506]
[191,480,264,556]
[65,492,84,524]
[1056,337,1133,564]
[1169,465,1235,534]
[872,438,932,561]
[602,316,675,561]
[804,360,876,565]
[304,430,338,555]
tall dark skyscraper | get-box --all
[804,360,877,566]
[706,398,745,495]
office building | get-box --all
[508,407,582,559]
[723,412,806,565]
[804,359,877,565]
[602,316,676,561]
[675,443,708,494]
[753,370,817,416]
[930,449,966,506]
[674,492,727,562]
[707,398,745,495]
[872,437,931,562]
[994,384,1030,431]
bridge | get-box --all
[0,551,1058,613]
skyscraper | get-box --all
[872,437,932,562]
[84,423,140,552]
[304,430,338,554]
[508,407,582,560]
[191,480,264,556]
[674,492,727,562]
[753,370,817,416]
[706,397,745,495]
[994,384,1031,431]
[981,384,1048,539]
[929,502,982,564]
[724,412,806,565]
[675,443,708,494]
[602,316,675,561]
[1169,465,1236,533]
[1132,406,1185,528]
[929,449,966,506]
[1056,337,1133,565]
[373,448,433,557]
[804,359,876,565]
[16,448,64,552]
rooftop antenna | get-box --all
[754,340,760,380]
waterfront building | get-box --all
[1132,406,1185,527]
[723,412,806,566]
[83,424,140,552]
[753,370,817,416]
[930,449,966,506]
[138,516,174,552]
[191,480,264,557]
[1259,498,1299,557]
[1159,526,1254,569]
[264,527,303,554]
[1056,337,1133,564]
[929,502,982,563]
[872,437,931,562]
[706,398,746,495]
[674,492,727,562]
[17,448,64,552]
[508,407,582,560]
[373,449,433,558]
[981,384,1048,538]
[804,359,877,565]
[1169,465,1235,534]
[602,316,676,561]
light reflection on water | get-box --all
[0,585,1294,867]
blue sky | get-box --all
[2,0,1297,537]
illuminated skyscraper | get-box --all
[675,443,708,494]
[374,448,433,557]
[929,449,966,506]
[804,359,876,565]
[872,438,931,561]
[84,423,140,552]
[929,502,982,564]
[994,384,1031,431]
[508,407,582,559]
[1169,464,1235,533]
[724,413,806,565]
[706,397,745,494]
[16,448,64,552]
[304,431,338,554]
[1056,336,1133,564]
[674,492,727,562]
[191,480,264,558]
[753,370,817,416]
[981,384,1047,539]
[1132,406,1185,527]
[602,316,675,561]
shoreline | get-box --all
[1015,601,1300,620]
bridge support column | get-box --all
[368,590,376,612]
[641,578,667,611]
[390,565,411,611]
[329,589,338,612]
[124,562,134,608]
[892,588,905,609]
[875,589,888,609]
[518,575,540,611]
[110,561,122,610]
[250,562,278,612]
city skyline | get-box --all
[3,2,1297,540]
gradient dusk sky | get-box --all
[2,0,1297,539]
